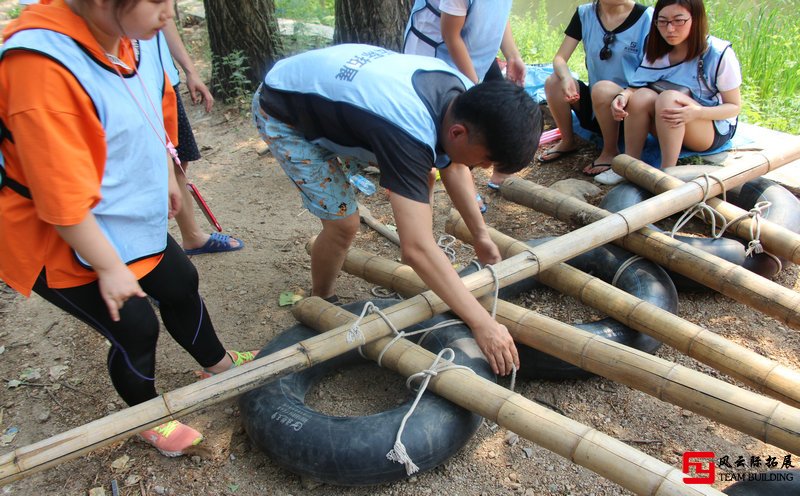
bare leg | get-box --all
[589,81,624,172]
[311,213,360,299]
[623,88,658,160]
[654,91,716,168]
[174,163,241,251]
[541,74,579,157]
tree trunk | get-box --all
[334,0,412,51]
[203,0,283,102]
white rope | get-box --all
[386,347,475,475]
[437,234,457,263]
[611,256,644,287]
[669,173,727,239]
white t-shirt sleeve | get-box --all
[440,0,469,16]
[715,47,742,92]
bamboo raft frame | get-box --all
[293,297,726,496]
[2,147,797,487]
[321,240,800,454]
[612,156,800,264]
[500,174,800,329]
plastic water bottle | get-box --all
[349,174,377,196]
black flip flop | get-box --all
[582,162,612,177]
[537,147,579,164]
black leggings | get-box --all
[33,236,226,406]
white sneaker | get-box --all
[595,169,626,185]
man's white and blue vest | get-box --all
[579,3,652,87]
[1,30,169,267]
[630,36,737,134]
[403,0,511,81]
[264,43,473,169]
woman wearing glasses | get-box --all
[606,0,741,184]
[540,0,652,176]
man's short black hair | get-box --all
[451,80,542,174]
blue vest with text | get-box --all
[264,43,473,168]
[1,30,169,267]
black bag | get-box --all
[647,80,692,97]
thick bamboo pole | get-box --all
[3,149,787,484]
[612,156,800,264]
[445,213,800,408]
[500,176,800,329]
[323,242,800,453]
[293,297,726,496]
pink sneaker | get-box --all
[196,350,259,380]
[140,420,203,457]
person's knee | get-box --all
[627,89,657,112]
[590,80,620,105]
[322,214,360,247]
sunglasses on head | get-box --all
[600,32,615,61]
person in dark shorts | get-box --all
[160,20,243,255]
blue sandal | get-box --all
[185,232,244,255]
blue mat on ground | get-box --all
[521,63,755,168]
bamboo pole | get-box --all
[321,241,800,453]
[612,156,800,264]
[358,202,400,246]
[3,149,789,484]
[500,176,800,329]
[293,297,726,496]
[444,213,800,408]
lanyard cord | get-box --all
[106,49,188,176]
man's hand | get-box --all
[471,318,519,376]
[473,235,501,265]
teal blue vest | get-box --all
[264,43,472,168]
[578,3,652,87]
[630,36,737,134]
[1,30,169,267]
[404,0,511,80]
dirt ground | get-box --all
[2,6,800,496]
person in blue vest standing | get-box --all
[158,20,244,255]
[403,0,526,193]
[606,0,741,184]
[253,44,542,376]
[0,0,256,457]
[539,0,652,178]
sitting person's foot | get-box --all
[140,420,203,457]
[184,232,244,255]
[594,169,626,186]
[196,350,259,380]
[537,144,579,164]
[582,153,616,176]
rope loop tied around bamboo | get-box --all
[670,173,727,239]
[387,347,476,475]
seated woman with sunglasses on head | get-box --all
[540,0,652,176]
[603,0,741,185]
